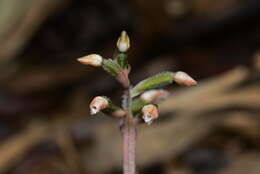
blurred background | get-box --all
[1,0,260,174]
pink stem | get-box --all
[122,123,136,174]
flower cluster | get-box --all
[77,31,197,125]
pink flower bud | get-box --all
[140,89,169,103]
[141,104,159,125]
[89,96,109,115]
[77,54,103,67]
[173,71,197,86]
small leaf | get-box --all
[102,59,120,77]
[131,89,169,115]
[99,96,125,117]
[103,103,125,117]
[131,72,175,97]
[131,98,147,115]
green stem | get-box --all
[118,52,127,69]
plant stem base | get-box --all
[122,123,136,174]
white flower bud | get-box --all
[141,104,159,125]
[77,54,103,67]
[173,71,197,86]
[89,96,109,115]
[117,31,130,52]
[140,89,169,103]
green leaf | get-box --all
[131,98,147,115]
[102,59,119,77]
[132,72,175,97]
[101,96,125,117]
[102,103,122,115]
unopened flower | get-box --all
[141,104,159,125]
[117,31,130,52]
[89,96,109,115]
[77,54,103,67]
[141,89,169,103]
[173,71,197,86]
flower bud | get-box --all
[141,104,159,125]
[77,54,103,67]
[117,31,130,52]
[140,89,169,103]
[173,71,197,86]
[89,96,109,115]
